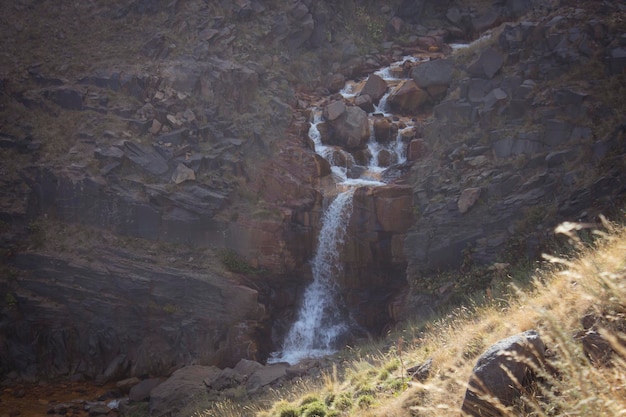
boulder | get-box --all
[407,358,432,382]
[328,106,370,150]
[129,378,165,402]
[410,59,454,89]
[246,362,289,393]
[373,117,393,143]
[149,366,215,417]
[461,330,546,417]
[483,88,508,110]
[325,73,346,94]
[359,74,388,104]
[171,163,196,184]
[387,80,428,115]
[323,100,346,121]
[123,141,169,176]
[466,48,505,79]
[354,94,375,113]
[458,188,481,214]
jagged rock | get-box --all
[323,100,346,121]
[129,378,164,402]
[43,87,84,110]
[204,367,242,391]
[149,119,162,135]
[325,73,346,94]
[327,106,370,150]
[407,358,432,381]
[466,47,505,79]
[171,163,196,184]
[458,187,481,214]
[156,128,189,145]
[467,78,493,103]
[410,58,454,89]
[355,94,375,113]
[359,74,388,104]
[246,363,289,393]
[149,366,214,417]
[123,141,169,176]
[116,377,141,394]
[483,87,508,110]
[461,330,546,417]
[387,80,428,115]
[233,359,264,377]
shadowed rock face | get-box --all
[1,250,266,379]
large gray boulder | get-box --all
[466,48,505,79]
[461,330,546,417]
[328,106,370,150]
[149,366,217,417]
[359,74,388,104]
[410,59,454,89]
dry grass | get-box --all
[194,216,626,417]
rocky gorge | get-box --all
[0,0,625,416]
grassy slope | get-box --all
[194,216,626,416]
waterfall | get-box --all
[270,54,418,364]
[272,189,356,364]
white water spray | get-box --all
[272,189,356,364]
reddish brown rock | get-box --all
[387,80,428,115]
[373,117,393,143]
[359,73,388,104]
[371,185,414,233]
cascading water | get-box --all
[271,55,420,364]
[272,189,356,364]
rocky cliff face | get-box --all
[402,1,626,312]
[0,0,625,383]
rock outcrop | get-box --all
[1,248,267,379]
[461,330,547,417]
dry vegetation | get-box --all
[194,215,626,417]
